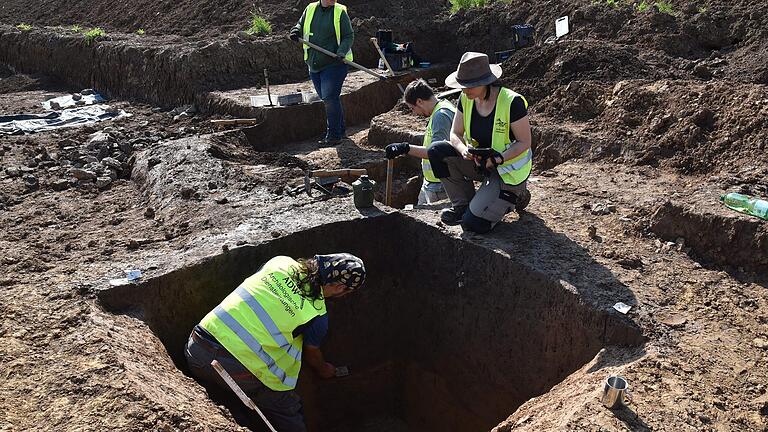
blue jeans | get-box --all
[310,62,348,140]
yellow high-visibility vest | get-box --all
[303,2,353,62]
[200,256,327,391]
[460,88,532,185]
[421,99,456,183]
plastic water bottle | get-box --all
[720,192,768,220]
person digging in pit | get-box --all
[426,51,532,233]
[185,253,366,432]
[385,78,456,205]
[289,0,354,147]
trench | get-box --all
[98,213,643,432]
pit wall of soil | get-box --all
[650,201,768,273]
[98,213,644,431]
[0,26,311,107]
[224,66,452,151]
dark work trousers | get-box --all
[427,141,528,228]
[185,326,307,432]
[309,62,348,140]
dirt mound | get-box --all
[0,0,449,38]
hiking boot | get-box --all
[515,189,531,212]
[440,205,467,226]
[318,138,342,147]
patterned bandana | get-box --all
[316,253,366,290]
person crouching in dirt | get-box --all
[384,79,456,205]
[426,52,532,233]
[289,0,354,147]
[185,253,366,432]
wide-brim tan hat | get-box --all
[445,52,502,89]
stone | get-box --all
[23,174,39,190]
[5,167,21,177]
[81,88,96,95]
[127,239,140,250]
[70,168,97,181]
[693,64,712,79]
[753,338,768,350]
[101,157,122,170]
[173,112,189,123]
[215,197,229,205]
[144,207,156,219]
[590,203,615,215]
[51,179,70,191]
[71,93,82,101]
[50,101,62,110]
[87,131,111,150]
[95,177,112,189]
[180,186,195,199]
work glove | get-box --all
[490,150,504,167]
[385,142,410,159]
[289,29,300,42]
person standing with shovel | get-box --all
[290,0,354,147]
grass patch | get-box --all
[245,13,272,36]
[136,28,146,35]
[16,23,32,31]
[655,1,676,15]
[84,27,106,46]
[449,0,488,12]
[635,0,650,11]
[70,24,83,33]
[697,5,707,13]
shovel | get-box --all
[298,37,388,81]
[211,360,278,432]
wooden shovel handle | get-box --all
[311,169,367,177]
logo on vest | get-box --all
[494,118,507,134]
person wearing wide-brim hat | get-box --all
[425,52,533,233]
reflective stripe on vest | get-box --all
[200,256,327,390]
[211,305,299,388]
[421,99,456,183]
[460,88,532,186]
[303,2,354,62]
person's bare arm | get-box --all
[485,115,532,169]
[303,345,335,378]
[449,109,471,160]
[503,115,532,161]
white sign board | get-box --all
[556,16,570,39]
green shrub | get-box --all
[84,27,105,45]
[655,1,676,15]
[136,28,146,35]
[635,0,650,11]
[16,23,32,31]
[697,5,707,13]
[246,13,272,36]
[449,0,488,12]
[70,24,83,33]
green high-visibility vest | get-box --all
[421,99,456,183]
[303,2,354,62]
[200,256,327,391]
[460,88,532,186]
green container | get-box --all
[352,175,376,208]
[720,192,768,220]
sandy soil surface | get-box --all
[1,0,768,430]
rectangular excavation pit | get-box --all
[98,213,644,431]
